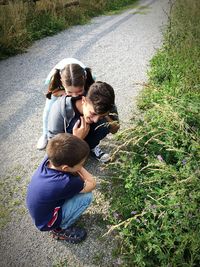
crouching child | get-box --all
[26,133,96,243]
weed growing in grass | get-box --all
[105,0,200,266]
[0,204,10,229]
[27,12,65,40]
[53,258,69,267]
[92,252,105,265]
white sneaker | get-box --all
[91,145,110,163]
[37,135,48,150]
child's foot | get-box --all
[37,135,48,150]
[51,226,87,244]
[90,145,110,163]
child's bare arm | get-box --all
[52,89,66,97]
[78,167,96,193]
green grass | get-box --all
[0,165,28,229]
[105,0,200,266]
[0,0,137,59]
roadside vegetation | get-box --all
[0,0,137,59]
[106,0,200,266]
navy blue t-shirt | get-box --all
[26,157,84,231]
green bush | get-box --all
[106,0,200,266]
[27,11,65,40]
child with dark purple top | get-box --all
[26,133,96,243]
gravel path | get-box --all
[0,0,169,266]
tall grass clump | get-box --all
[0,1,30,57]
[0,0,136,59]
[106,0,200,266]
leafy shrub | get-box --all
[27,11,65,40]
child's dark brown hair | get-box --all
[86,81,115,115]
[47,133,90,167]
[46,64,95,99]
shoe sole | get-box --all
[90,153,110,163]
[51,231,87,244]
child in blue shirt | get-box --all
[26,133,96,244]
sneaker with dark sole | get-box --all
[51,226,87,244]
[90,145,110,163]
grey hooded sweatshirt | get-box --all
[48,96,77,139]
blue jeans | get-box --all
[60,192,93,229]
[42,96,58,135]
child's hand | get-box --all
[73,117,90,139]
